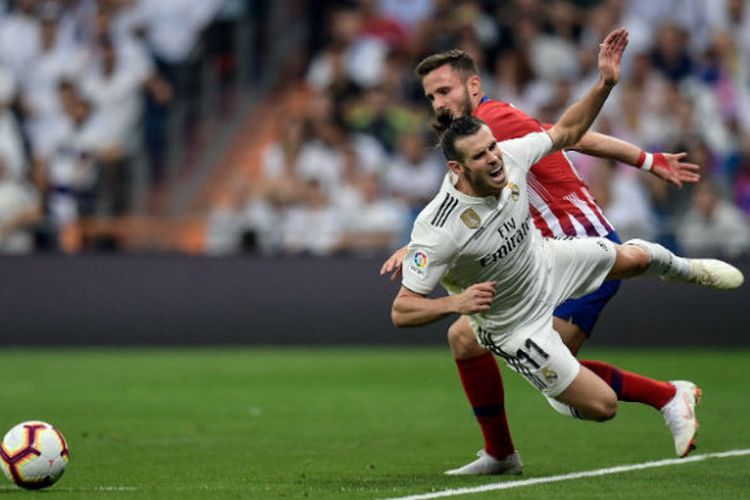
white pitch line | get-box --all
[384,448,750,500]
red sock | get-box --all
[455,352,515,460]
[580,359,676,409]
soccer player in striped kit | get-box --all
[382,39,708,474]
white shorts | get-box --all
[545,236,617,305]
[475,237,617,396]
[476,319,580,397]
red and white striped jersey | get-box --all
[475,98,614,238]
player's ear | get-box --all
[448,160,463,175]
[468,74,482,97]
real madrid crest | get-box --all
[541,367,558,384]
[508,182,520,201]
[460,208,481,229]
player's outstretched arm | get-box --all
[546,28,628,151]
[571,132,701,187]
[391,282,496,327]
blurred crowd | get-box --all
[2,0,750,259]
[0,0,244,253]
[207,0,750,260]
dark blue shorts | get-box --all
[553,231,622,336]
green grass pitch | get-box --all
[0,348,747,499]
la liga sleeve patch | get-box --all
[408,250,429,276]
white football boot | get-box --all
[660,380,702,457]
[444,450,523,476]
[665,259,744,290]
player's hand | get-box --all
[454,281,496,314]
[598,28,628,87]
[380,245,408,282]
[651,152,701,188]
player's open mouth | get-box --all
[489,166,504,182]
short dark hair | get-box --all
[441,116,485,162]
[414,49,478,80]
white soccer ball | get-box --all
[0,421,69,490]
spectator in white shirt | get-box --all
[281,179,344,256]
[0,0,40,76]
[0,64,24,181]
[339,171,409,254]
[676,179,750,258]
[306,4,388,90]
[79,35,148,214]
[383,130,443,211]
[0,157,41,254]
[92,1,173,187]
[46,81,129,228]
[136,0,221,65]
[21,9,86,161]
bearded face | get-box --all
[430,85,473,133]
[423,65,476,133]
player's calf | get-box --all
[607,243,651,279]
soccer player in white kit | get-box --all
[392,28,743,426]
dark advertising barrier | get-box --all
[1,255,748,346]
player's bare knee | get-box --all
[572,387,618,421]
[447,321,485,358]
[610,244,650,278]
[590,396,618,422]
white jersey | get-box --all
[402,131,557,337]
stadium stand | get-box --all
[2,0,750,258]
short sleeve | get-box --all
[401,219,458,295]
[499,131,553,175]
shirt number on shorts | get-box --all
[515,338,550,369]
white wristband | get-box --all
[637,151,654,172]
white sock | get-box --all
[623,239,690,279]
